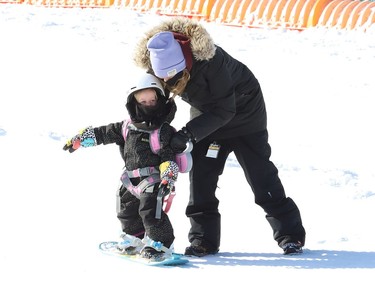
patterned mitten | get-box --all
[159,161,179,188]
[63,126,97,153]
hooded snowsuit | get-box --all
[93,99,178,248]
[133,17,306,252]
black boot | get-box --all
[282,242,303,255]
[184,239,219,257]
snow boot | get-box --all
[184,239,219,257]
[282,242,303,255]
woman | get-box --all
[133,17,306,257]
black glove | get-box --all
[170,127,194,153]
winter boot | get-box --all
[282,242,303,255]
[117,233,144,255]
[184,239,219,257]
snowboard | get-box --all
[99,241,189,266]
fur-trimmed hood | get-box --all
[133,17,216,71]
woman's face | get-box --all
[134,88,158,107]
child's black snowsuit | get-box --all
[93,101,177,248]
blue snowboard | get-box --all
[99,241,189,266]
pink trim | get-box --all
[133,170,140,177]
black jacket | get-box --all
[133,17,267,142]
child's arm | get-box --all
[63,122,124,153]
[93,122,124,145]
[158,124,177,162]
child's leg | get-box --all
[117,185,144,237]
[139,186,174,249]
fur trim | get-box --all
[133,17,216,70]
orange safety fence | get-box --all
[1,0,374,31]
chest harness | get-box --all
[119,120,192,218]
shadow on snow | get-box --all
[181,250,375,269]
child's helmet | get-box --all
[126,73,170,125]
[127,73,166,98]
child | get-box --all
[63,73,184,261]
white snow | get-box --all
[1,4,375,280]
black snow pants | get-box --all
[186,129,306,250]
[117,182,175,248]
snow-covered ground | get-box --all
[1,4,374,280]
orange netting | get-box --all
[1,0,374,31]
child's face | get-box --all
[134,89,158,107]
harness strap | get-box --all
[155,184,176,219]
[121,120,188,219]
[122,119,192,173]
[163,186,175,214]
[126,166,159,178]
[121,172,161,198]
